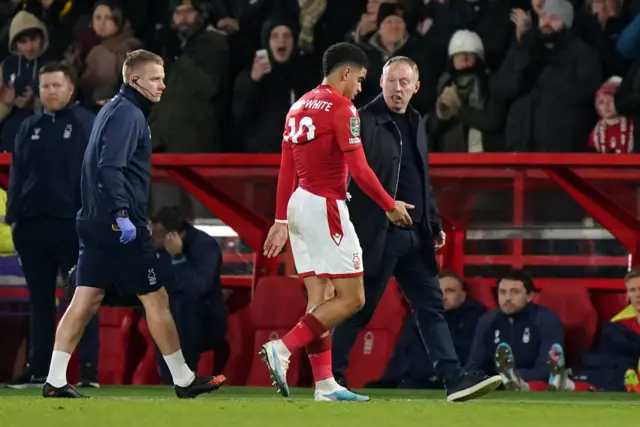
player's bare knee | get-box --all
[304,276,332,311]
[324,283,336,300]
[138,287,170,315]
[332,277,365,313]
[69,286,105,317]
[350,288,365,313]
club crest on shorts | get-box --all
[350,117,360,137]
[147,268,157,286]
[352,253,361,270]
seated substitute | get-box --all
[466,269,569,391]
[151,207,228,382]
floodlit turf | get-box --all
[0,386,638,427]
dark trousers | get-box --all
[13,218,99,377]
[156,294,228,383]
[331,227,464,387]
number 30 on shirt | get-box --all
[284,116,316,144]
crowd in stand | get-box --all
[0,0,639,154]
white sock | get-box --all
[46,350,71,388]
[315,377,341,392]
[563,376,576,391]
[163,349,195,388]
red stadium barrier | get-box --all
[0,153,637,294]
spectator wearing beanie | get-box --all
[491,0,602,152]
[589,76,636,152]
[427,30,506,152]
[357,2,441,114]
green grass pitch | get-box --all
[0,386,638,427]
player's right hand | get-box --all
[115,217,136,244]
[263,222,288,258]
[386,201,414,227]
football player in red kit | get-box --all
[260,43,413,401]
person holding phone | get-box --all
[232,17,319,153]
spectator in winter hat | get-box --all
[491,0,602,152]
[356,2,440,113]
[589,76,635,153]
[427,30,506,152]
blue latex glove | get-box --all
[115,217,136,244]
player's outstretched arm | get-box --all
[264,141,295,258]
[96,110,137,215]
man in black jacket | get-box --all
[331,56,502,402]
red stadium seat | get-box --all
[223,307,253,385]
[97,308,137,385]
[465,280,497,310]
[66,308,138,385]
[131,318,161,385]
[245,276,307,387]
[345,279,407,388]
[590,292,629,322]
[197,350,214,376]
[536,285,598,368]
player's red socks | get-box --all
[281,313,327,352]
[306,335,333,382]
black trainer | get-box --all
[5,366,46,389]
[77,364,100,388]
[174,375,226,399]
[446,374,503,403]
[42,382,86,398]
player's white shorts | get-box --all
[287,187,363,279]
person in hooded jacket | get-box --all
[232,17,319,153]
[427,30,505,152]
[0,10,55,151]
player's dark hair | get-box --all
[497,268,535,294]
[39,61,77,84]
[322,42,369,77]
[151,206,189,232]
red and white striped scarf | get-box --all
[589,116,635,153]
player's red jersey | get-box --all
[283,85,361,200]
[274,85,395,221]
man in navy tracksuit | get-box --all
[41,50,225,399]
[466,269,565,390]
[5,62,100,389]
